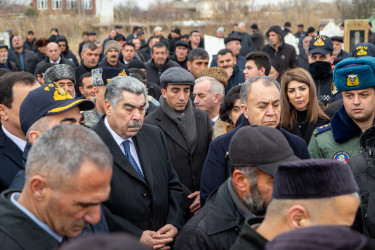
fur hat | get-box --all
[196,67,228,88]
[43,64,76,84]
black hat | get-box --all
[114,25,123,29]
[273,159,359,199]
[284,21,291,27]
[127,59,146,70]
[114,34,126,41]
[0,44,8,50]
[352,42,375,58]
[20,83,94,134]
[330,36,343,43]
[265,226,370,250]
[160,67,195,86]
[297,24,304,27]
[27,30,34,35]
[251,24,259,30]
[171,27,181,35]
[224,34,242,45]
[309,35,333,55]
[129,73,144,83]
[307,27,315,34]
[228,126,299,177]
[181,34,189,39]
[58,233,150,250]
[51,28,59,33]
[92,67,129,86]
[175,40,189,48]
[88,32,96,36]
[138,30,144,36]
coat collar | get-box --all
[331,106,362,143]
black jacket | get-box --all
[24,38,37,52]
[145,58,180,86]
[348,126,375,238]
[236,32,253,56]
[298,49,309,70]
[98,59,127,69]
[0,127,24,192]
[74,64,98,97]
[27,50,46,74]
[171,54,188,70]
[230,217,267,250]
[144,107,212,197]
[0,189,60,249]
[139,47,152,62]
[261,26,298,80]
[12,49,35,72]
[34,56,76,75]
[174,179,248,250]
[311,69,333,106]
[200,115,310,205]
[93,119,185,236]
[56,36,79,67]
[250,30,265,52]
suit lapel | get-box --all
[155,109,190,154]
[133,129,154,190]
[95,120,147,185]
[0,128,24,169]
[189,110,199,155]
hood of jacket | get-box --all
[266,25,284,47]
[55,35,70,55]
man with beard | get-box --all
[99,41,126,69]
[174,125,299,249]
[331,36,351,61]
[0,45,18,71]
[298,36,312,70]
[217,48,245,93]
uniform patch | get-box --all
[332,152,350,163]
[356,45,368,56]
[347,74,360,87]
[314,36,325,46]
[330,82,338,95]
[316,124,331,134]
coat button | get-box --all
[142,192,147,198]
[192,174,196,180]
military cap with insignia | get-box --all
[309,35,333,55]
[334,56,375,92]
[92,67,129,86]
[351,42,375,58]
[19,82,95,134]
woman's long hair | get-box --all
[280,68,329,129]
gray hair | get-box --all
[82,42,98,52]
[105,76,149,109]
[13,35,22,40]
[25,124,113,188]
[195,76,224,101]
[240,76,280,104]
[238,22,246,28]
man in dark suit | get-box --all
[92,76,185,249]
[145,67,212,216]
[0,72,39,192]
[200,76,311,205]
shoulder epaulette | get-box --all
[316,123,331,134]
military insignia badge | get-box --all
[332,152,350,163]
[356,46,368,56]
[314,36,325,46]
[53,85,73,101]
[118,69,128,77]
[347,74,360,87]
[330,82,338,95]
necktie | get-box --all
[122,140,144,179]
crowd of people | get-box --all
[1,20,375,249]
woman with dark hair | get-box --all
[212,85,242,140]
[280,67,330,144]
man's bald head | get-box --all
[46,42,61,62]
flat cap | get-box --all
[224,34,242,44]
[171,27,181,35]
[104,40,120,55]
[92,67,129,86]
[352,42,375,58]
[229,126,299,177]
[43,64,76,84]
[175,40,189,48]
[265,226,370,250]
[251,24,259,30]
[127,59,146,70]
[309,35,333,55]
[196,67,228,88]
[160,67,195,87]
[330,36,343,43]
[0,44,8,50]
[334,56,375,91]
[20,83,94,134]
[284,21,291,27]
[273,159,359,199]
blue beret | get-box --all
[334,56,375,91]
[20,83,94,135]
[273,159,359,199]
[92,67,129,86]
[160,67,195,86]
